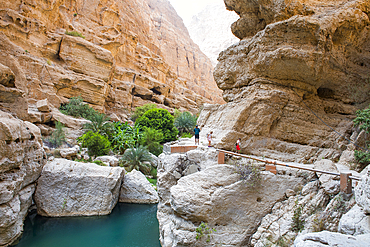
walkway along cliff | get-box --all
[198,0,370,164]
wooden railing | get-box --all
[216,149,361,194]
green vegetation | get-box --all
[174,111,197,135]
[353,105,370,171]
[59,96,96,119]
[139,127,163,156]
[195,222,216,242]
[131,103,157,122]
[83,112,114,138]
[180,132,193,138]
[120,146,153,175]
[65,30,85,39]
[78,131,111,157]
[93,160,107,166]
[135,108,178,142]
[46,121,66,148]
[147,178,157,187]
[291,199,305,232]
[112,121,142,154]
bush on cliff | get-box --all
[135,108,178,142]
[131,103,157,122]
[59,96,97,119]
[353,105,370,170]
[78,131,111,156]
[45,121,66,148]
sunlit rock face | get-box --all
[0,0,223,121]
[199,0,370,163]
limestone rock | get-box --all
[355,171,370,213]
[199,0,370,163]
[0,0,223,119]
[158,159,305,246]
[50,108,90,129]
[0,110,46,246]
[34,159,124,217]
[36,99,51,113]
[94,156,119,167]
[59,147,78,160]
[119,170,158,204]
[294,231,370,247]
[339,204,370,236]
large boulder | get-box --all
[338,204,370,236]
[354,171,370,214]
[34,159,125,217]
[119,170,158,204]
[157,160,305,246]
[294,231,370,247]
[0,110,46,246]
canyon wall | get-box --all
[198,0,370,163]
[0,0,223,122]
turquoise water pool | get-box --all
[14,203,161,247]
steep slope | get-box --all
[0,0,223,122]
[198,0,370,163]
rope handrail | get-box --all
[216,149,361,181]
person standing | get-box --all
[207,131,213,147]
[194,125,201,145]
[236,138,241,153]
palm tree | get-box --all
[174,111,197,134]
[120,145,153,175]
[83,112,113,136]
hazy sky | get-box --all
[168,0,225,25]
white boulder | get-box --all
[34,158,125,216]
[339,204,370,236]
[119,169,158,204]
[355,171,370,214]
[94,156,119,167]
[294,231,370,247]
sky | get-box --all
[168,0,225,25]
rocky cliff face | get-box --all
[0,0,223,122]
[198,0,370,163]
[0,110,46,246]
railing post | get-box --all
[340,172,352,194]
[265,164,277,175]
[218,151,225,164]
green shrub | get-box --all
[120,145,153,175]
[131,103,157,122]
[291,199,305,232]
[93,160,106,166]
[195,222,216,242]
[78,131,111,156]
[46,121,66,148]
[112,121,142,154]
[354,149,370,171]
[65,30,85,39]
[174,111,197,134]
[59,96,96,119]
[135,108,178,142]
[181,132,193,138]
[139,127,163,156]
[83,112,114,138]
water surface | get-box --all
[14,203,160,247]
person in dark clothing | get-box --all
[194,125,201,145]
